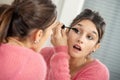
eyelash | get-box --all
[71,28,94,40]
[71,28,79,33]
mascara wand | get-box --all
[61,25,71,29]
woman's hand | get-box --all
[51,22,68,47]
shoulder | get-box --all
[91,59,109,74]
[0,44,47,80]
[0,44,46,69]
[0,43,46,66]
[75,59,109,80]
[86,59,109,71]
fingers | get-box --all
[51,22,62,43]
[54,23,63,37]
[51,22,68,47]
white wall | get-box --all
[0,0,13,4]
[52,0,85,26]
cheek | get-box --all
[83,42,95,53]
[67,33,76,44]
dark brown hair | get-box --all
[70,9,106,43]
[0,0,56,43]
[0,4,10,16]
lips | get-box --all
[73,44,81,51]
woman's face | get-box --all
[68,19,100,58]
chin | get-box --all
[69,52,79,58]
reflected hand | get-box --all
[51,22,68,47]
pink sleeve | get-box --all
[47,46,71,80]
[41,46,71,80]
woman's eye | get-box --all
[71,28,79,33]
[87,35,94,40]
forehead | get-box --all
[75,20,98,35]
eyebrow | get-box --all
[77,23,97,36]
[92,31,97,36]
[77,23,82,27]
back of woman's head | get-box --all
[70,9,106,43]
[0,0,56,43]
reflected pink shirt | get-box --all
[41,46,109,80]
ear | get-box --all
[34,29,43,43]
[93,43,100,52]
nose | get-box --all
[77,35,84,44]
[78,39,83,44]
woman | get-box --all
[41,9,109,80]
[0,0,60,80]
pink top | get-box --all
[41,46,109,80]
[0,44,46,80]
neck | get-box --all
[8,37,26,47]
[69,55,94,68]
[69,56,94,78]
[69,57,86,70]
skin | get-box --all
[68,19,99,59]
